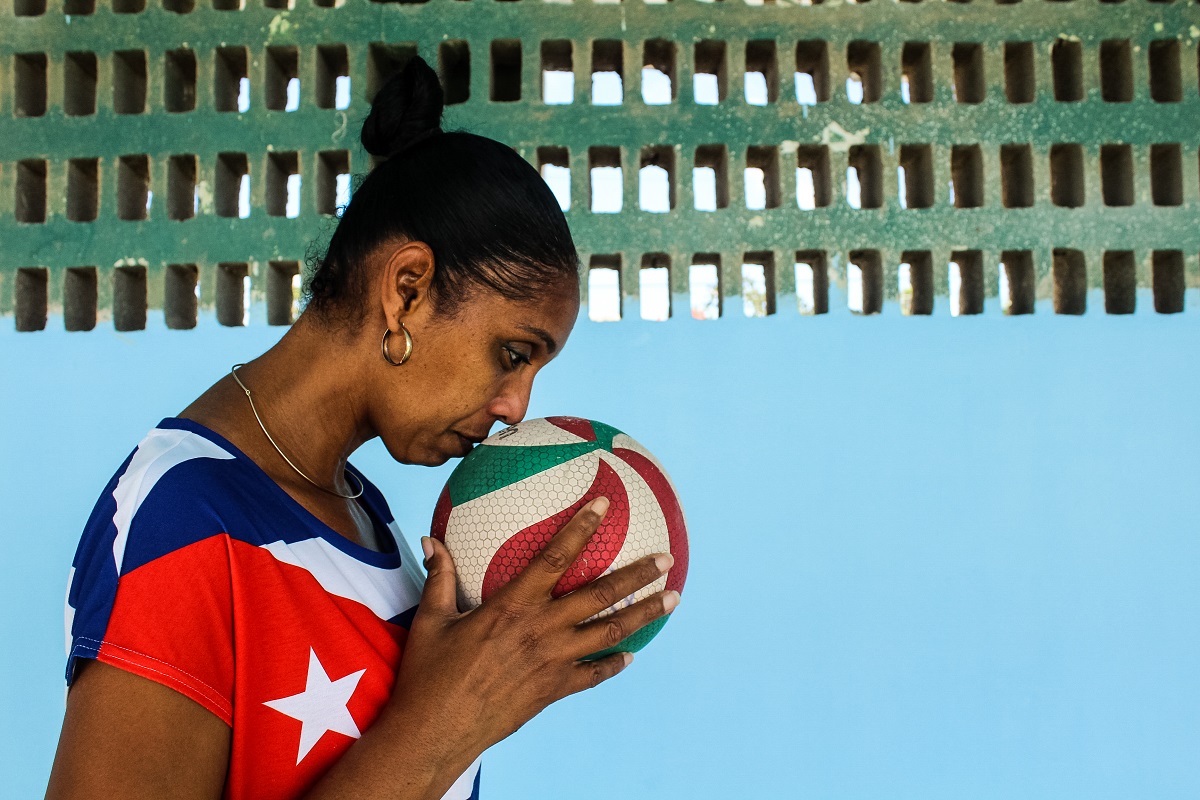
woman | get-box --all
[47,57,677,800]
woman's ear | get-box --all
[379,241,436,324]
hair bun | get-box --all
[361,55,445,160]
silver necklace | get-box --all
[230,363,364,500]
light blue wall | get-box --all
[2,294,1198,798]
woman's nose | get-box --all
[488,376,534,426]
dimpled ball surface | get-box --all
[430,417,689,657]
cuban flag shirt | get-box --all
[64,417,482,799]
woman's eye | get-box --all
[503,347,531,369]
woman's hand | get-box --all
[310,496,678,799]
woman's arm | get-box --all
[48,498,676,800]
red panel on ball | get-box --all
[613,447,689,595]
[546,416,597,442]
[430,484,451,542]
[481,459,629,601]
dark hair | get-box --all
[304,56,580,325]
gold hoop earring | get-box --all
[382,323,414,366]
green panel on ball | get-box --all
[582,615,671,662]
[446,441,601,506]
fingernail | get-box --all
[663,590,681,614]
[590,497,610,517]
[421,536,434,560]
[654,553,674,574]
[622,652,634,668]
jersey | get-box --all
[64,417,482,800]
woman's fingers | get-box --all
[557,552,673,623]
[415,536,461,620]
[572,589,680,657]
[504,496,611,601]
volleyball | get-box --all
[430,416,689,657]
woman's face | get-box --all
[371,277,581,467]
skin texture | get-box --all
[46,240,680,800]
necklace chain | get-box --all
[230,363,364,500]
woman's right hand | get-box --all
[306,496,679,800]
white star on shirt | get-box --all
[263,648,367,765]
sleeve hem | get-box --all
[82,642,234,726]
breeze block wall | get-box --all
[2,0,1199,330]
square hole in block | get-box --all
[949,250,984,315]
[1149,40,1181,102]
[168,155,198,220]
[952,43,985,103]
[317,45,350,110]
[741,252,775,317]
[317,150,351,216]
[847,145,882,209]
[689,257,721,320]
[898,144,934,209]
[592,40,623,105]
[266,46,300,111]
[1152,251,1185,314]
[1150,143,1183,206]
[164,49,197,112]
[1050,144,1085,208]
[114,265,148,331]
[848,250,883,314]
[67,158,100,222]
[589,147,623,213]
[16,160,47,224]
[639,253,671,321]
[113,0,145,14]
[1100,40,1133,102]
[163,0,194,13]
[216,263,250,327]
[165,264,199,329]
[693,144,728,211]
[795,250,828,314]
[795,40,829,104]
[1000,250,1035,315]
[1102,250,1136,314]
[901,42,933,104]
[268,261,301,325]
[440,41,471,105]
[795,145,831,209]
[14,0,46,15]
[1000,144,1034,208]
[541,40,574,105]
[694,41,727,104]
[64,267,99,332]
[642,40,676,105]
[64,52,98,116]
[536,146,570,211]
[213,0,244,10]
[1099,144,1134,207]
[588,255,622,322]
[117,156,151,220]
[15,268,49,332]
[113,50,147,115]
[899,251,933,315]
[1051,38,1083,101]
[744,40,777,105]
[1004,42,1035,104]
[951,145,984,208]
[491,40,522,102]
[368,43,418,103]
[745,146,780,209]
[15,53,48,118]
[639,146,675,212]
[215,153,250,218]
[62,0,94,12]
[846,41,881,103]
[266,152,300,217]
[1052,248,1087,315]
[214,47,249,112]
